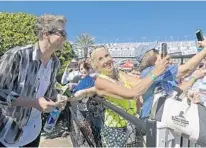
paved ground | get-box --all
[40,136,72,147]
[39,121,73,147]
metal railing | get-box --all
[59,54,206,147]
[170,54,195,65]
[63,95,146,147]
[62,95,206,148]
[156,126,202,147]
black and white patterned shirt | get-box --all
[0,42,60,144]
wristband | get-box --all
[148,72,157,82]
[191,76,197,82]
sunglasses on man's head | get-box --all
[49,29,67,39]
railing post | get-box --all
[146,120,156,147]
[156,127,167,147]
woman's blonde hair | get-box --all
[89,45,109,70]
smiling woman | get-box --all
[89,46,138,147]
[90,46,114,76]
[89,45,169,147]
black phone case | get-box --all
[161,43,168,58]
[196,30,204,41]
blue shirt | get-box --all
[140,64,178,118]
[72,75,95,93]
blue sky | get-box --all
[0,1,206,43]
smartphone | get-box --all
[161,43,168,58]
[196,29,204,41]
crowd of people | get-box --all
[64,42,206,147]
[0,14,206,147]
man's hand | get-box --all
[55,94,68,110]
[34,97,56,113]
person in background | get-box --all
[127,67,143,114]
[184,59,206,103]
[71,60,98,146]
[61,58,81,85]
[179,68,206,92]
[135,40,206,119]
[0,14,67,147]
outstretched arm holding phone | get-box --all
[179,68,206,91]
[177,36,206,79]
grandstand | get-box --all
[73,41,197,64]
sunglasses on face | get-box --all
[49,29,67,39]
[68,62,78,68]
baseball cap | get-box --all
[134,41,158,63]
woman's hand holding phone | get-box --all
[161,43,168,59]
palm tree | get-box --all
[74,33,95,59]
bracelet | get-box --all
[191,76,197,82]
[148,72,157,82]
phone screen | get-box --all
[196,30,204,41]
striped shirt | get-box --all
[0,42,60,144]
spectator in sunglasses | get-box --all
[136,40,206,119]
[0,14,67,147]
[61,58,81,85]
